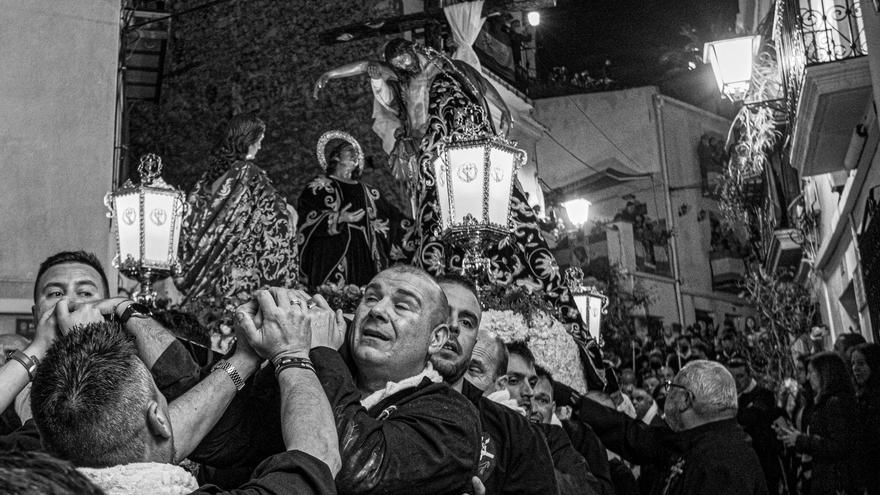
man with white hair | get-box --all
[579,359,768,495]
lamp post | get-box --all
[433,120,526,285]
[565,267,609,347]
[703,35,761,102]
[104,153,184,305]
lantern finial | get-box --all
[138,153,164,185]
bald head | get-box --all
[466,330,509,394]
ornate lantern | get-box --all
[563,198,591,229]
[565,267,609,346]
[703,35,761,102]
[104,153,184,305]
[433,128,526,281]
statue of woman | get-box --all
[297,131,411,288]
[176,113,298,330]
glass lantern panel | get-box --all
[446,145,486,224]
[703,36,758,99]
[587,294,604,341]
[487,147,516,227]
[572,293,588,328]
[433,156,451,229]
[114,192,141,264]
[142,191,176,266]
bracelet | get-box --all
[274,356,316,379]
[10,350,40,381]
[211,359,246,391]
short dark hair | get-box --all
[808,351,855,402]
[384,38,416,62]
[0,450,103,494]
[535,364,555,394]
[34,251,109,302]
[506,341,535,367]
[436,273,479,302]
[31,321,154,468]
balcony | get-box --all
[776,0,872,177]
[710,251,747,293]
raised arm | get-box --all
[313,60,395,99]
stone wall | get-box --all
[129,0,411,211]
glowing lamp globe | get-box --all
[527,11,540,27]
[703,35,760,102]
[563,198,591,227]
[104,153,184,304]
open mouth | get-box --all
[441,340,460,354]
[361,328,391,342]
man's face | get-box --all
[631,388,654,420]
[658,366,675,383]
[505,353,537,412]
[390,49,421,77]
[431,283,481,384]
[728,365,750,392]
[643,375,660,393]
[352,271,446,380]
[663,378,690,432]
[852,350,871,387]
[529,376,555,424]
[466,337,504,394]
[33,262,106,319]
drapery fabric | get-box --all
[443,0,486,70]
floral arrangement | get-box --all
[315,282,363,315]
[480,284,586,393]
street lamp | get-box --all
[565,267,609,346]
[563,198,591,228]
[527,11,540,27]
[104,153,184,305]
[703,35,761,102]
[433,129,526,283]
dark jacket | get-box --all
[561,419,616,495]
[794,393,863,495]
[193,451,336,495]
[311,347,481,495]
[460,379,559,495]
[580,399,767,495]
[537,423,602,495]
[857,389,880,495]
[737,384,783,493]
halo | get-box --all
[317,130,364,173]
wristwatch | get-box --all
[10,350,40,381]
[211,359,245,391]
[117,302,152,326]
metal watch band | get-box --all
[10,350,39,381]
[211,359,245,391]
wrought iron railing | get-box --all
[775,0,868,117]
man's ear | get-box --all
[31,304,37,322]
[146,401,172,440]
[493,374,509,391]
[427,323,449,356]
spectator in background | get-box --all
[775,352,864,495]
[631,387,663,427]
[851,343,880,495]
[727,356,783,493]
[833,332,866,368]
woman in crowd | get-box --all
[176,113,298,334]
[851,343,880,495]
[776,352,863,495]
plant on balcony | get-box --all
[742,267,816,387]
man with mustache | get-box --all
[429,275,558,495]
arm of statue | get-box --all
[313,61,394,99]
